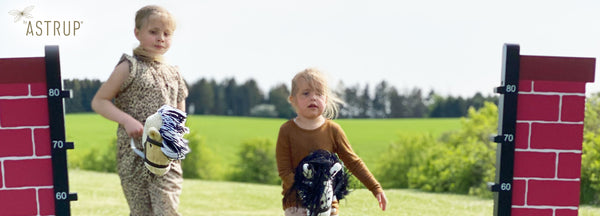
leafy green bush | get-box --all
[78,138,117,173]
[181,132,221,180]
[376,134,438,188]
[380,102,497,196]
[582,93,600,205]
[581,132,600,204]
[230,138,279,185]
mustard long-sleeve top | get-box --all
[276,119,383,209]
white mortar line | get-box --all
[519,91,586,96]
[0,95,47,99]
[555,152,559,178]
[0,126,49,130]
[0,155,52,161]
[35,187,40,216]
[1,161,4,189]
[511,205,578,210]
[527,122,532,149]
[522,81,534,94]
[0,186,53,190]
[513,177,580,181]
[516,120,583,125]
[524,179,529,206]
[557,95,563,122]
[515,149,582,154]
[31,128,37,156]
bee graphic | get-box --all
[8,5,34,23]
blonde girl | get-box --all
[276,68,388,216]
[91,5,187,215]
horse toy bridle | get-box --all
[131,135,171,169]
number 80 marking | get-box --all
[505,85,517,93]
[48,88,60,97]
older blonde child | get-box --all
[276,68,388,216]
[91,5,187,215]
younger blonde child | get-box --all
[276,68,388,216]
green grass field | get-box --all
[70,169,600,216]
[64,114,600,215]
[65,114,461,175]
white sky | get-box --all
[1,0,600,97]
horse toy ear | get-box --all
[148,127,160,140]
[330,163,342,176]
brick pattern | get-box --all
[0,57,55,215]
[511,80,585,215]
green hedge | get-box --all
[68,133,219,181]
[377,102,497,197]
[582,93,600,205]
[230,138,279,185]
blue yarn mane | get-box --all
[157,105,190,160]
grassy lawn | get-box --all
[69,169,600,216]
[65,114,460,175]
[64,115,600,215]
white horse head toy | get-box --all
[130,105,190,176]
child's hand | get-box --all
[376,192,387,211]
[124,119,144,138]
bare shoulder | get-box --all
[94,61,131,99]
[109,61,131,83]
[114,61,131,74]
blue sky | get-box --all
[2,0,600,97]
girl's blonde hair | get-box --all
[133,5,176,62]
[289,68,344,119]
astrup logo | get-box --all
[8,5,83,37]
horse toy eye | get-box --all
[303,163,313,179]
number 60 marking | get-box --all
[501,183,511,191]
[56,192,67,200]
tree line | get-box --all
[63,78,498,118]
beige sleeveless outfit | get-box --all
[114,54,188,216]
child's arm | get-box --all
[331,123,387,210]
[275,127,295,192]
[174,65,187,112]
[91,61,143,138]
